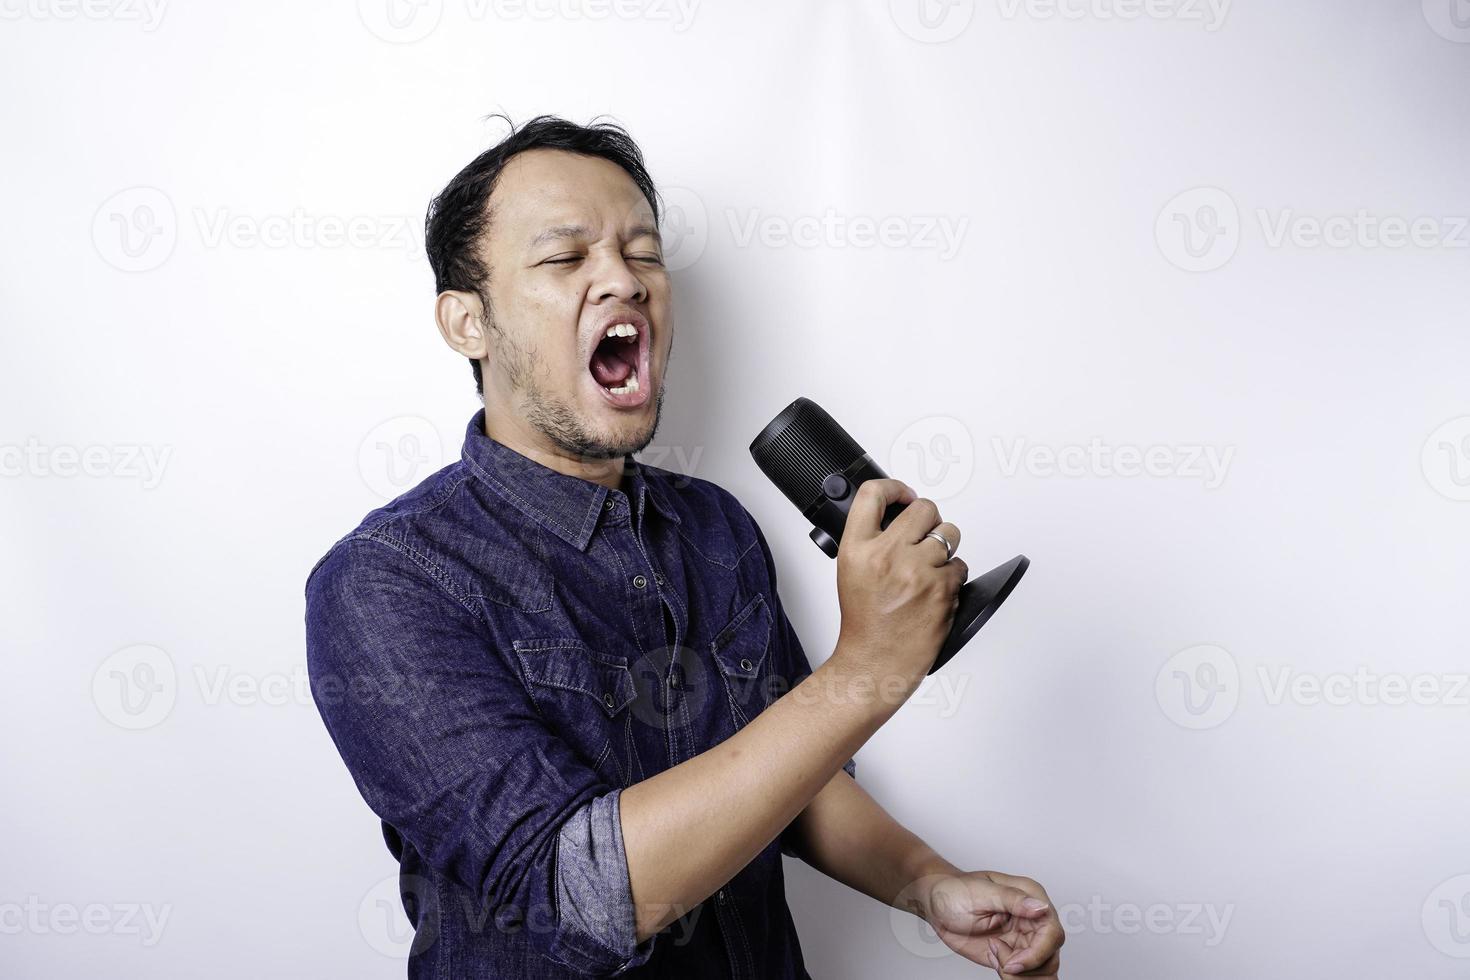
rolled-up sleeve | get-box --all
[304,536,656,975]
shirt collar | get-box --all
[461,408,681,552]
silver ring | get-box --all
[923,529,955,562]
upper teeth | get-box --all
[604,323,638,339]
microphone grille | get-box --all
[749,397,864,512]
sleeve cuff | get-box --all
[553,789,658,974]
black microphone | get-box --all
[749,397,1028,674]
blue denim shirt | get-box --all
[305,408,856,978]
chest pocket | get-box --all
[710,592,778,729]
[512,637,640,786]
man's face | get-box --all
[475,148,672,462]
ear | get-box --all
[435,289,491,362]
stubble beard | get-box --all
[488,310,666,463]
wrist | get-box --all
[894,851,964,921]
[808,655,911,727]
[828,634,928,708]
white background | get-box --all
[3,0,1469,976]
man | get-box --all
[304,115,1064,978]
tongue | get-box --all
[590,343,633,386]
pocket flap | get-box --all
[709,592,773,679]
[512,638,637,717]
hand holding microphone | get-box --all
[832,478,971,691]
[750,397,1028,675]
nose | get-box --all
[590,248,648,305]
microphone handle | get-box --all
[800,455,1030,674]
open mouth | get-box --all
[587,317,650,406]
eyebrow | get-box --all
[528,222,663,249]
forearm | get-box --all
[784,769,960,919]
[619,648,901,940]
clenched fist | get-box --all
[833,478,969,692]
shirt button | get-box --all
[716,889,727,905]
[739,658,754,672]
[668,674,679,690]
[604,499,615,510]
[653,573,664,585]
[603,692,616,709]
[632,574,647,589]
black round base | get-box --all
[928,554,1030,674]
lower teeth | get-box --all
[607,367,640,395]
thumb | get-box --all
[989,884,1051,918]
[844,479,915,543]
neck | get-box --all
[482,403,628,491]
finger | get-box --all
[946,556,970,594]
[884,493,940,543]
[985,872,1053,909]
[987,938,1008,978]
[989,934,1017,969]
[991,884,1051,920]
[919,521,962,566]
[1002,917,1065,973]
[1017,951,1060,977]
[845,479,916,542]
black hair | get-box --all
[424,113,662,394]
